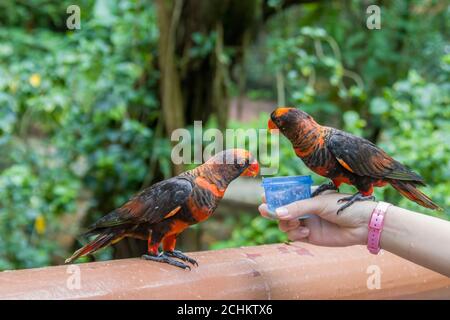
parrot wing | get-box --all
[327,131,425,183]
[85,177,194,233]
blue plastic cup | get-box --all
[262,175,313,219]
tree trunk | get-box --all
[156,0,261,133]
[156,0,185,174]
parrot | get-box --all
[268,107,441,214]
[65,149,259,269]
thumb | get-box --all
[274,197,323,220]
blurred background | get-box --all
[0,0,448,270]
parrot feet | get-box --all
[311,182,338,197]
[336,192,375,215]
[165,250,198,267]
[141,253,191,270]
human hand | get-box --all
[259,190,378,247]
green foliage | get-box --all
[0,1,90,28]
[375,70,450,217]
[268,25,361,110]
[265,0,448,129]
[0,1,171,270]
[189,32,217,59]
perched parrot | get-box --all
[65,149,259,269]
[268,107,441,214]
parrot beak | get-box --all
[242,160,259,177]
[268,119,279,134]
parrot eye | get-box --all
[234,159,247,170]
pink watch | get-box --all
[367,201,391,254]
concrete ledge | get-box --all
[0,243,449,299]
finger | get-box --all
[274,197,323,220]
[258,203,277,220]
[287,227,310,241]
[278,219,301,232]
[261,193,266,203]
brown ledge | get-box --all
[0,243,449,299]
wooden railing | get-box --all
[0,243,449,299]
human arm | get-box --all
[259,192,450,277]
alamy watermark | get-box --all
[366,5,381,30]
[66,265,81,290]
[66,5,81,30]
[366,264,382,290]
[171,121,279,175]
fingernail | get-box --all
[259,204,276,220]
[275,207,289,218]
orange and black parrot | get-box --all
[268,107,441,214]
[65,149,259,269]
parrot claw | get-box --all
[141,253,191,270]
[165,250,198,266]
[336,193,375,214]
[311,182,338,197]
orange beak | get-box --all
[242,160,259,177]
[268,118,279,134]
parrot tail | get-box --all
[390,180,442,210]
[65,231,123,264]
